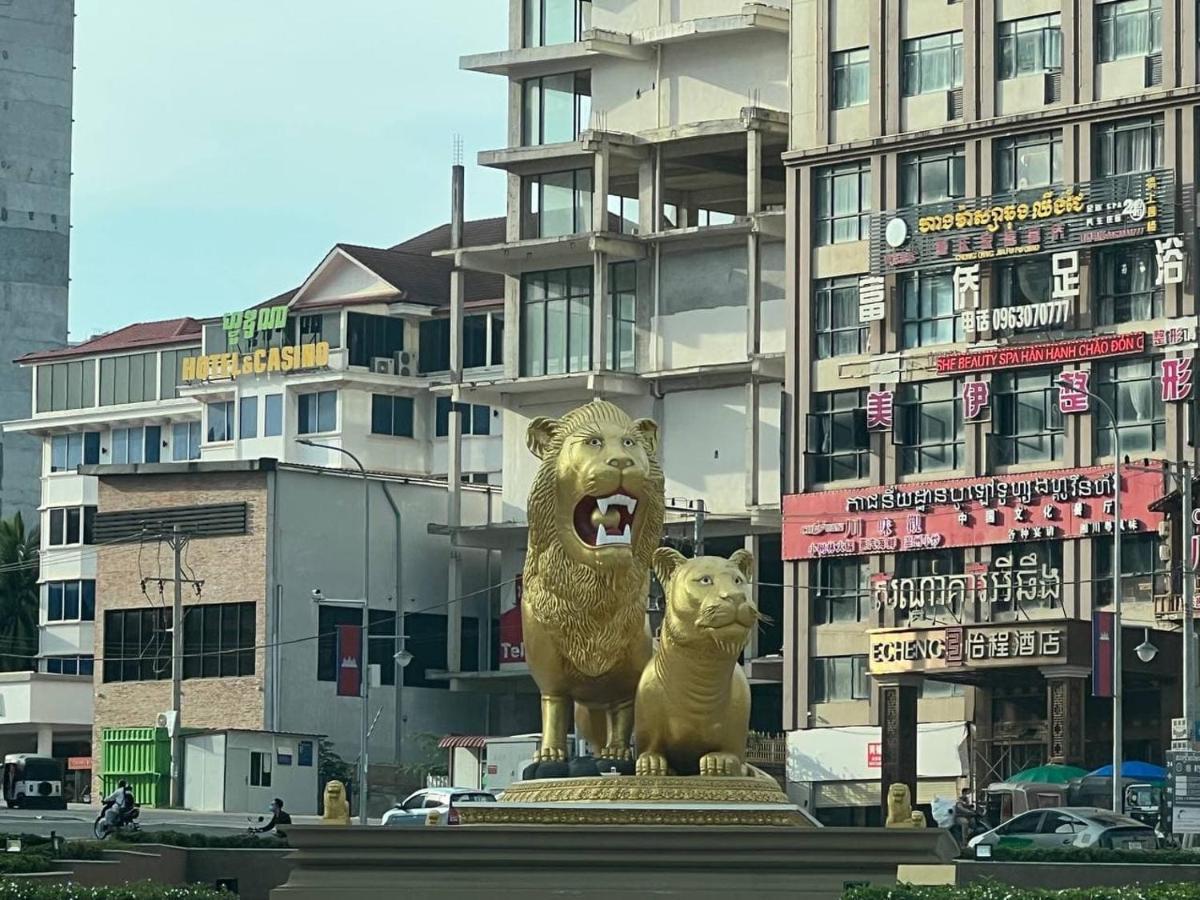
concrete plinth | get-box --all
[270,825,958,899]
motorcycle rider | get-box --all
[953,789,980,846]
[102,780,136,829]
[250,798,292,834]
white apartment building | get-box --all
[440,0,791,726]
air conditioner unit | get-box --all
[1145,53,1163,87]
[371,357,396,375]
[394,351,413,377]
[1043,69,1062,104]
[946,87,964,120]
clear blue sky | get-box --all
[70,1,508,340]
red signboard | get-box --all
[66,756,92,772]
[336,624,363,698]
[782,466,1164,561]
[1092,611,1115,698]
[935,333,1145,375]
[867,742,882,768]
[499,575,525,668]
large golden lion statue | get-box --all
[635,548,757,777]
[523,399,665,763]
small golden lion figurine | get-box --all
[884,783,925,828]
[634,548,757,777]
[322,780,351,825]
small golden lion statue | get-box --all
[884,782,925,828]
[523,400,665,763]
[322,779,351,825]
[635,548,758,777]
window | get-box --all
[814,278,867,360]
[171,421,201,461]
[44,655,93,676]
[996,258,1054,328]
[1094,532,1165,607]
[523,169,593,238]
[807,389,869,484]
[48,506,93,546]
[609,261,636,371]
[159,348,201,400]
[206,401,235,443]
[347,313,404,369]
[997,14,1062,79]
[1095,358,1165,457]
[897,548,964,623]
[921,680,965,698]
[900,148,965,206]
[36,360,96,413]
[99,352,158,406]
[813,557,869,624]
[369,610,398,686]
[235,396,258,440]
[522,71,590,145]
[1095,245,1161,325]
[419,319,451,373]
[811,656,870,702]
[297,312,342,349]
[814,162,871,245]
[50,432,99,472]
[435,397,492,437]
[264,394,282,437]
[250,750,272,788]
[608,194,640,234]
[419,313,502,374]
[832,48,869,109]
[103,607,172,683]
[462,315,488,369]
[523,0,590,47]
[371,395,415,438]
[521,266,592,376]
[900,270,960,349]
[897,380,963,475]
[297,391,337,435]
[992,369,1063,466]
[110,426,161,464]
[1093,117,1163,178]
[181,602,255,678]
[902,31,963,96]
[1097,0,1162,62]
[46,580,95,622]
[994,132,1063,192]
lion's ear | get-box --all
[526,416,561,459]
[653,546,686,587]
[729,548,754,579]
[633,418,659,456]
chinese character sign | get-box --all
[859,276,886,323]
[1058,370,1090,414]
[1051,250,1081,299]
[1162,357,1194,402]
[953,264,981,311]
[962,381,990,420]
[866,390,894,431]
[1156,235,1185,286]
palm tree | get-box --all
[0,513,39,672]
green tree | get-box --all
[0,513,39,672]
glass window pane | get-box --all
[317,391,337,433]
[240,396,258,439]
[264,394,282,437]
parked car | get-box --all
[968,807,1158,851]
[380,788,496,827]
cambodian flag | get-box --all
[337,624,363,698]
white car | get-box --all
[380,787,496,827]
[968,806,1158,851]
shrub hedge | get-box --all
[845,881,1200,900]
[0,884,229,899]
[112,831,287,850]
[990,846,1200,865]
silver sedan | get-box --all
[968,807,1157,851]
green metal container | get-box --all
[99,773,168,809]
[100,727,170,808]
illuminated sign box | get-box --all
[868,620,1089,675]
[781,465,1164,561]
[182,341,331,382]
[935,332,1145,375]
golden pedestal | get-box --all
[455,776,816,827]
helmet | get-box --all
[118,779,128,789]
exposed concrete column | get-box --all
[446,399,463,674]
[744,379,761,508]
[591,251,610,371]
[638,154,656,235]
[746,128,762,216]
[36,725,53,756]
[449,165,466,385]
[592,142,610,233]
[746,128,764,362]
[744,533,762,661]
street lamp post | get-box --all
[1058,377,1123,814]
[298,438,370,825]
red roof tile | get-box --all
[17,318,204,364]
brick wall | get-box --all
[93,471,270,795]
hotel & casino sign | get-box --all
[868,620,1090,676]
[870,170,1175,274]
[781,466,1164,561]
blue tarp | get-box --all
[1087,761,1167,781]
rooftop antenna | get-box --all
[451,134,465,251]
[452,133,464,167]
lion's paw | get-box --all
[598,744,633,762]
[536,746,567,763]
[636,752,670,777]
[699,753,743,777]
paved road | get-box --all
[0,804,333,840]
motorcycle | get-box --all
[93,800,141,839]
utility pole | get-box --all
[692,499,706,557]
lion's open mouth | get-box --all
[573,493,638,547]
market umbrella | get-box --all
[1087,761,1167,781]
[1008,763,1088,784]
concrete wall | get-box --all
[0,0,72,521]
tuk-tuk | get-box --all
[983,781,1066,827]
[1066,776,1161,828]
[2,754,67,809]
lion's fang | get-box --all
[596,494,637,515]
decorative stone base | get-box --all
[453,774,814,826]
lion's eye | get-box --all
[734,576,744,585]
[698,575,713,585]
[622,437,635,448]
[587,437,603,448]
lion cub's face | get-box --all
[654,548,757,656]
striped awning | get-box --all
[438,735,490,749]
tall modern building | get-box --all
[0,0,73,520]
[445,0,792,727]
[783,0,1196,824]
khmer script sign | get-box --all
[871,551,1060,621]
